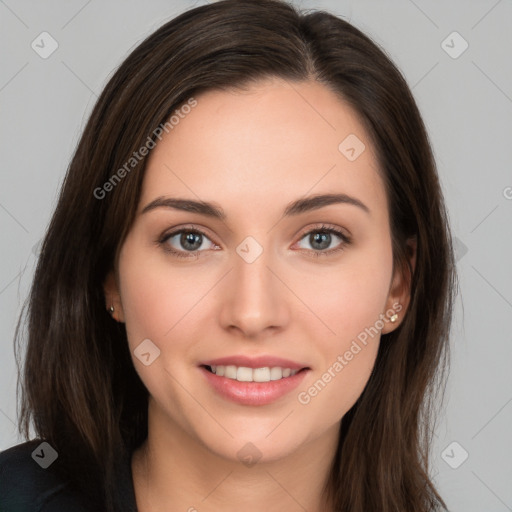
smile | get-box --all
[206,365,301,382]
[200,365,310,406]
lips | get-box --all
[200,365,309,406]
[200,355,309,371]
[198,354,310,406]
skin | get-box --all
[104,77,415,512]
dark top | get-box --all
[0,440,138,511]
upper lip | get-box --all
[200,355,309,370]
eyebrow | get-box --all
[141,193,370,220]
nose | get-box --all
[218,240,290,339]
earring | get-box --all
[390,313,398,323]
[109,305,115,314]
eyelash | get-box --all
[157,224,351,260]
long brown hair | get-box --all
[15,0,456,510]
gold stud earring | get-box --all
[390,313,398,323]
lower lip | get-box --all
[199,366,309,406]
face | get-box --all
[105,78,412,464]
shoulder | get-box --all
[0,440,90,512]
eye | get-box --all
[158,223,351,260]
[294,224,351,257]
[158,226,218,259]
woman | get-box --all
[0,0,456,510]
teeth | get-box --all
[269,367,283,380]
[208,365,300,382]
[253,367,270,382]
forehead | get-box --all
[140,78,387,220]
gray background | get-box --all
[1,0,511,510]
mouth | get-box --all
[201,364,309,383]
[199,362,310,406]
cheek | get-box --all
[297,243,393,348]
[119,272,172,349]
[117,245,205,405]
[118,238,206,348]
[293,243,392,415]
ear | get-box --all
[381,237,416,334]
[103,270,125,323]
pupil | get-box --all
[312,232,330,250]
[181,232,202,251]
